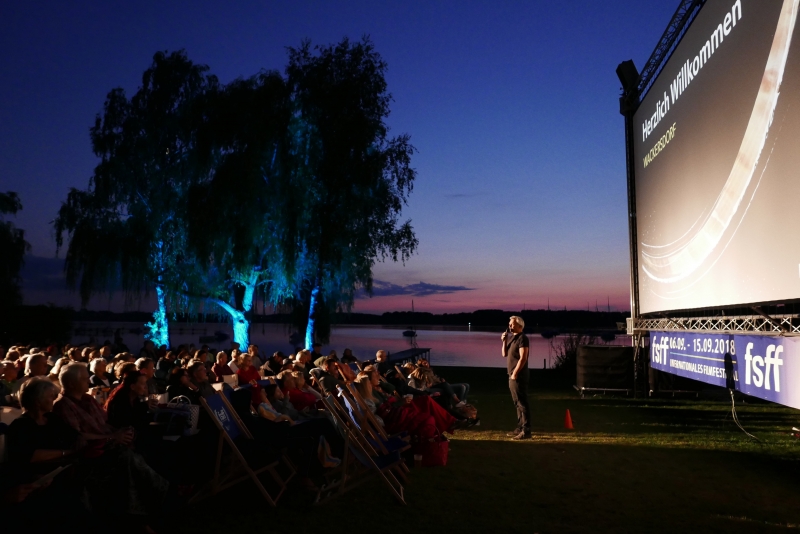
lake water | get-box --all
[70,322,631,368]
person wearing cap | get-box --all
[264,351,285,376]
[502,316,530,440]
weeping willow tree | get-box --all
[182,71,299,349]
[286,38,418,347]
[55,50,218,347]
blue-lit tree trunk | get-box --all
[211,269,259,350]
[144,282,170,348]
[143,242,171,348]
[304,280,321,349]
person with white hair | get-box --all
[89,358,112,388]
[501,315,531,440]
[52,363,169,523]
[7,378,78,463]
[14,353,49,392]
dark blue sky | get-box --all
[0,0,677,313]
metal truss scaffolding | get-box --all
[630,314,800,336]
[637,0,707,100]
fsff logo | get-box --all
[652,336,669,364]
[743,342,784,391]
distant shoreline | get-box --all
[60,307,629,331]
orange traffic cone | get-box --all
[564,409,574,430]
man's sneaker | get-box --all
[455,401,466,408]
[506,429,522,437]
[511,430,531,440]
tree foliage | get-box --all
[0,192,30,309]
[181,71,298,348]
[55,39,417,348]
[55,50,218,345]
[286,38,418,345]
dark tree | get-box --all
[0,192,30,309]
[55,51,218,347]
[286,38,418,347]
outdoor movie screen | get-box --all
[633,0,800,314]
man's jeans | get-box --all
[509,374,530,432]
[450,383,470,402]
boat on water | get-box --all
[403,300,418,338]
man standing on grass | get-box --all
[502,315,530,440]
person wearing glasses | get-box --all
[501,316,530,440]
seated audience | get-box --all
[105,370,154,433]
[281,371,319,411]
[363,366,459,434]
[236,353,261,401]
[135,357,159,395]
[187,360,216,399]
[228,348,241,372]
[51,363,169,524]
[310,342,324,364]
[418,358,470,403]
[266,381,304,420]
[373,351,429,398]
[112,361,136,385]
[0,361,18,404]
[295,370,322,401]
[4,378,96,531]
[166,367,200,402]
[341,348,358,364]
[264,351,286,376]
[89,359,112,388]
[155,350,177,381]
[293,349,314,380]
[338,360,357,383]
[409,365,465,411]
[211,351,234,382]
[255,387,293,424]
[313,357,344,395]
[7,378,80,467]
[247,344,264,369]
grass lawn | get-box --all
[180,367,800,533]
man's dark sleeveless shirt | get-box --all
[505,333,530,376]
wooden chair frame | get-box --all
[333,387,409,481]
[198,392,296,506]
[345,383,411,447]
[320,394,406,505]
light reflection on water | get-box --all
[70,322,631,369]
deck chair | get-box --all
[345,383,411,449]
[344,387,411,480]
[199,392,296,506]
[334,387,409,481]
[320,394,406,504]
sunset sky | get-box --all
[1,1,679,314]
